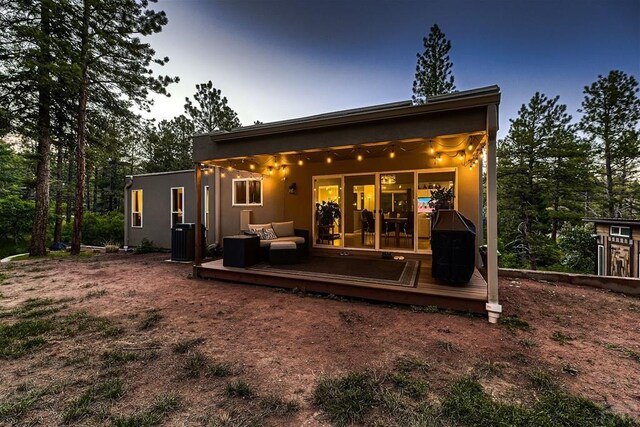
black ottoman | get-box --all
[223,235,260,267]
[269,241,298,265]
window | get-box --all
[232,179,262,206]
[610,226,631,238]
[171,187,184,227]
[204,186,210,229]
[597,245,605,276]
[131,190,142,228]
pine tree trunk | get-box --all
[66,153,74,223]
[29,2,52,257]
[71,0,90,255]
[53,142,64,244]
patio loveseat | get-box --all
[245,221,309,261]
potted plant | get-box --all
[428,185,455,212]
[315,201,341,243]
[316,201,341,226]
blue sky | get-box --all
[147,0,639,135]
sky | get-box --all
[145,0,640,135]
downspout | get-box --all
[124,176,133,250]
[213,166,222,247]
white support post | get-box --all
[485,104,502,323]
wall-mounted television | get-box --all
[418,196,432,213]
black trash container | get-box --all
[171,223,206,262]
[431,210,476,283]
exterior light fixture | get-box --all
[389,145,396,159]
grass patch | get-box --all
[102,350,139,368]
[173,337,205,354]
[314,372,380,425]
[85,289,108,299]
[603,343,640,364]
[551,331,575,345]
[61,311,123,338]
[499,315,531,331]
[63,377,125,423]
[259,394,300,417]
[436,340,459,352]
[139,309,163,330]
[394,355,430,374]
[226,380,255,399]
[0,318,53,358]
[12,297,61,318]
[441,376,635,427]
[410,304,439,313]
[182,351,232,379]
[0,383,54,423]
[390,374,428,399]
[112,394,180,427]
[518,338,538,348]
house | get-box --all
[123,170,213,250]
[583,218,640,278]
[187,85,503,322]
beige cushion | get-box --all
[259,236,305,247]
[248,223,271,231]
[272,221,295,237]
[270,241,296,250]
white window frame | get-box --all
[131,189,143,228]
[232,178,263,206]
[204,185,210,230]
[171,187,185,227]
[597,244,605,276]
[610,226,631,238]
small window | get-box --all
[204,186,210,230]
[597,245,605,276]
[171,187,184,227]
[131,190,143,228]
[232,179,262,206]
[610,226,631,238]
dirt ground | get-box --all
[1,252,639,425]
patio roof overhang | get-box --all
[192,85,500,165]
[191,85,503,323]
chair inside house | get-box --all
[361,209,375,245]
[403,212,414,247]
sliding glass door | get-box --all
[379,172,415,251]
[313,176,342,247]
[343,174,376,249]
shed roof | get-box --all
[582,217,640,226]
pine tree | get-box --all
[498,93,581,269]
[412,24,456,103]
[579,70,640,218]
[0,0,74,255]
[68,0,177,254]
[185,81,241,133]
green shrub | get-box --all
[135,238,158,254]
[62,211,123,247]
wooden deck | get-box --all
[195,255,488,314]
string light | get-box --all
[297,154,304,166]
[436,153,442,162]
[221,171,226,178]
[458,151,465,161]
[429,142,435,154]
[267,167,273,176]
[249,163,255,170]
[356,147,363,161]
[273,156,279,168]
[389,144,396,159]
[326,151,332,163]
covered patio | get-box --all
[191,86,502,321]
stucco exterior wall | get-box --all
[125,170,214,249]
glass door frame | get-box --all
[311,167,458,253]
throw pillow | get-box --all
[261,227,278,240]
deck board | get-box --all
[196,256,487,313]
